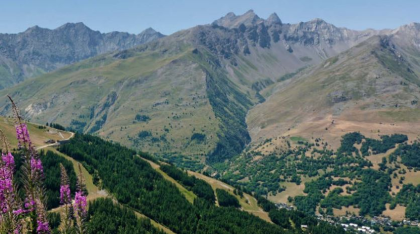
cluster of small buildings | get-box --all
[340,223,375,233]
[315,214,335,224]
[274,202,294,210]
[314,214,377,232]
[44,139,56,144]
[370,216,391,226]
[315,214,420,233]
[44,139,70,145]
[279,206,419,232]
[402,219,419,227]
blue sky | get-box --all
[0,0,418,35]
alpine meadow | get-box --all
[0,2,420,234]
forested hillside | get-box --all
[224,132,420,223]
[57,133,347,234]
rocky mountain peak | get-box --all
[290,18,340,34]
[141,27,158,34]
[213,9,263,28]
[224,12,237,19]
[390,22,420,48]
[24,25,46,34]
[395,22,420,33]
[0,22,165,88]
[266,13,282,25]
[57,22,92,31]
[309,18,327,24]
[139,27,164,38]
[409,22,420,29]
[243,9,257,16]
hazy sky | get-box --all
[0,0,419,35]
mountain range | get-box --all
[0,22,164,88]
[1,9,420,168]
[1,9,420,225]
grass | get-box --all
[140,157,197,203]
[132,209,176,234]
[0,44,221,162]
[187,170,272,223]
[0,116,72,148]
[333,206,360,216]
[156,166,197,203]
[47,148,99,197]
[382,204,405,221]
[277,67,306,82]
[289,136,307,143]
[300,56,313,62]
[239,56,259,71]
[378,109,420,122]
[390,163,420,195]
[268,181,306,204]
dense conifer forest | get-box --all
[85,198,164,234]
[58,133,348,234]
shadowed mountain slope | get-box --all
[0,23,164,88]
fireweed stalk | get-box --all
[0,130,22,233]
[74,164,87,233]
[59,163,72,233]
[7,95,50,233]
[60,163,87,234]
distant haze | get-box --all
[0,0,419,35]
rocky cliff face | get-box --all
[212,10,380,47]
[0,23,164,88]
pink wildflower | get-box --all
[15,123,31,148]
[35,199,50,234]
[0,152,15,215]
[60,164,71,205]
[60,185,71,205]
[31,157,43,173]
[74,191,87,216]
[36,220,50,233]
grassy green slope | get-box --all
[0,41,224,167]
[0,29,259,167]
[248,35,420,146]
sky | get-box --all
[0,0,419,35]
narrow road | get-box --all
[35,132,75,150]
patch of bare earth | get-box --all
[383,204,406,221]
